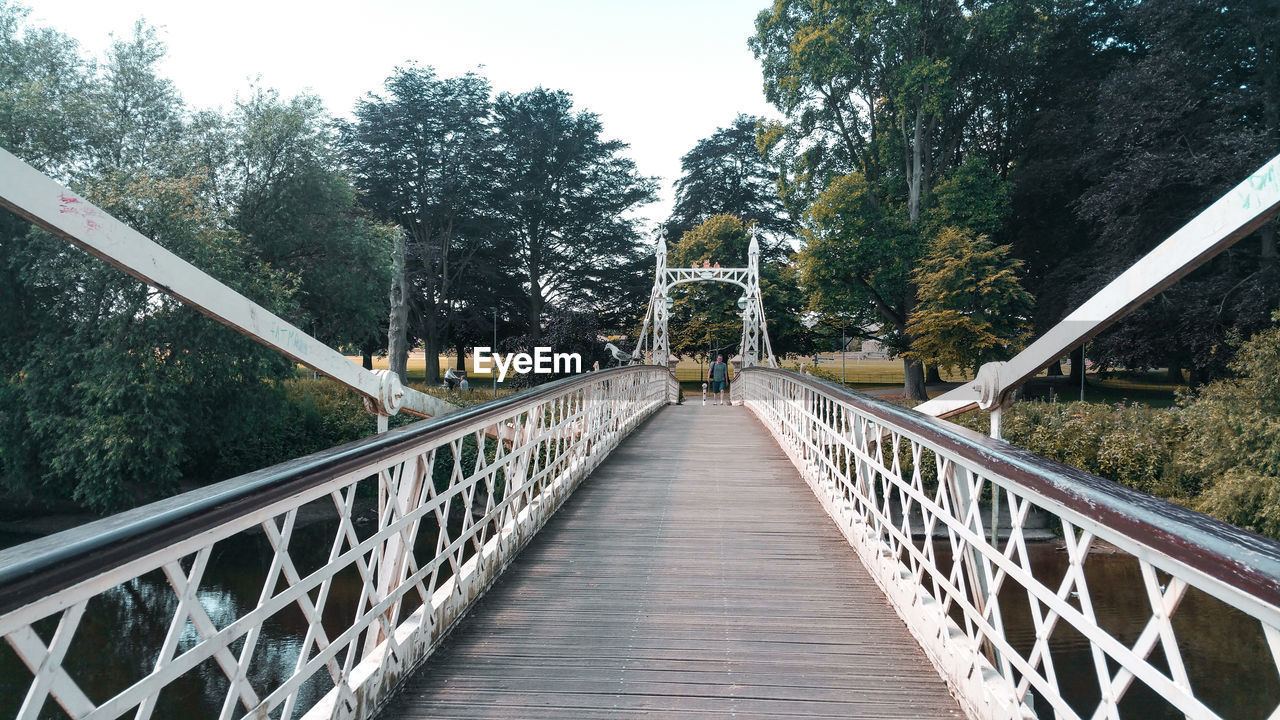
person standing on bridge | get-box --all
[708,354,729,406]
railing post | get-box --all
[990,407,1002,547]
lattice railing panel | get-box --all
[0,366,676,720]
[740,368,1280,720]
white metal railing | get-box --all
[0,366,677,720]
[740,368,1280,720]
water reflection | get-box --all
[935,541,1278,720]
[0,520,366,719]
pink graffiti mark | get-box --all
[58,194,103,223]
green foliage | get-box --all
[1195,471,1280,540]
[665,114,792,243]
[1,173,297,512]
[343,66,513,380]
[955,316,1280,538]
[960,402,1188,499]
[192,88,397,351]
[0,8,400,514]
[1179,318,1280,535]
[0,0,96,173]
[905,227,1032,374]
[799,172,916,354]
[925,157,1010,240]
[492,87,657,337]
[90,20,184,175]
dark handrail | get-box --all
[0,365,676,616]
[739,366,1280,609]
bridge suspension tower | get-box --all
[633,231,776,369]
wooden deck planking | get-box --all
[380,403,963,719]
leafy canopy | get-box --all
[905,227,1032,374]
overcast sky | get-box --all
[22,0,778,230]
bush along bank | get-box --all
[954,315,1280,540]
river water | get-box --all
[1,530,1275,719]
[934,541,1278,720]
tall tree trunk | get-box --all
[387,234,410,382]
[1068,344,1084,385]
[527,240,543,342]
[362,349,373,370]
[925,365,942,384]
[904,358,928,402]
[527,276,543,343]
[422,312,440,383]
[898,295,927,401]
[455,336,467,375]
[1166,361,1183,384]
[527,292,542,343]
[908,109,924,224]
[1046,357,1063,376]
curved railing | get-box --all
[738,367,1280,720]
[0,366,678,720]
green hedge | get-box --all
[950,317,1280,539]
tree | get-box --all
[344,66,509,382]
[89,20,183,175]
[1184,314,1280,538]
[1071,0,1280,383]
[798,172,921,374]
[1,172,299,513]
[0,0,96,177]
[665,114,791,243]
[998,0,1133,361]
[751,0,976,400]
[491,88,655,340]
[0,11,392,513]
[189,88,396,352]
[905,227,1032,374]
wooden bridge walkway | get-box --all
[380,403,963,719]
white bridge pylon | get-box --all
[634,231,776,370]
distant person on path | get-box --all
[708,354,729,406]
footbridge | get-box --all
[2,148,1280,720]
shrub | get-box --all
[948,315,1280,539]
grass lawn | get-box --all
[1032,365,1182,408]
[350,352,502,382]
